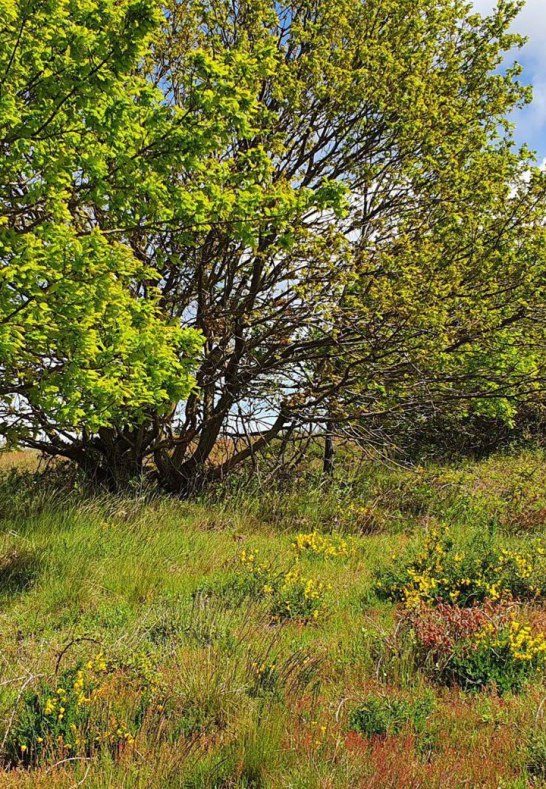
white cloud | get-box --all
[472,0,546,155]
[472,0,546,55]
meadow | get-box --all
[1,451,546,787]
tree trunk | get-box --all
[323,422,335,477]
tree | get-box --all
[321,162,546,459]
[10,0,546,492]
[0,0,207,483]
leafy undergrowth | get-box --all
[2,452,546,786]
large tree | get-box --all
[0,0,209,481]
[9,0,546,491]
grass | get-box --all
[1,450,546,786]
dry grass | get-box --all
[0,451,39,474]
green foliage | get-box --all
[2,451,546,783]
[376,526,546,607]
[0,0,204,440]
[399,601,546,693]
[348,693,435,739]
[206,548,331,623]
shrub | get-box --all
[292,531,352,558]
[452,619,546,692]
[211,549,330,623]
[376,526,546,607]
[5,651,161,767]
[402,602,546,692]
[348,693,435,739]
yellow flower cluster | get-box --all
[472,618,546,666]
[240,548,258,565]
[251,660,277,675]
[238,548,274,594]
[46,653,108,714]
[382,527,546,609]
[275,567,330,621]
[292,531,352,558]
[401,571,438,608]
[237,549,330,622]
[492,549,541,594]
[502,620,546,663]
[73,670,89,706]
[86,652,108,673]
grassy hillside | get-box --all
[2,452,546,786]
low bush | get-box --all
[348,693,435,739]
[207,549,330,623]
[376,526,546,607]
[5,651,161,768]
[401,602,546,692]
[292,531,352,558]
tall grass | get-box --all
[1,450,546,785]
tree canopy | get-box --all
[0,0,203,453]
[2,0,546,490]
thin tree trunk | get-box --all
[323,421,335,477]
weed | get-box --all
[348,692,435,739]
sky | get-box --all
[471,0,546,159]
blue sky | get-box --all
[473,0,546,160]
